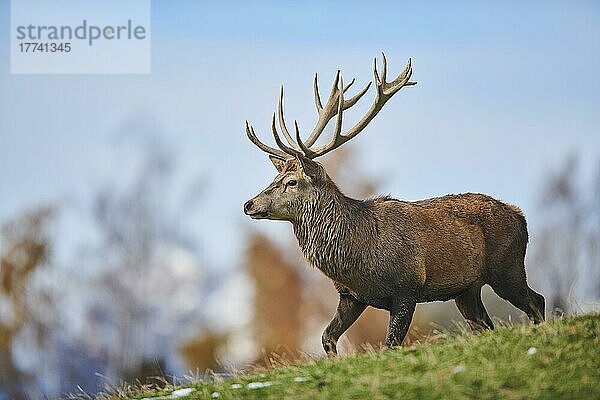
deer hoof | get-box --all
[322,340,337,355]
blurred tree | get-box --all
[531,154,600,314]
[178,329,228,372]
[0,207,54,400]
[246,232,303,364]
[76,133,210,384]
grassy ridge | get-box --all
[136,315,599,400]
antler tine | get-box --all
[295,120,317,159]
[381,52,388,84]
[333,76,345,139]
[313,73,323,112]
[246,120,288,160]
[329,70,341,100]
[278,86,302,150]
[373,57,381,86]
[271,113,303,157]
[396,57,411,84]
[378,57,417,96]
[387,57,417,93]
[342,81,371,110]
[343,78,355,93]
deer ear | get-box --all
[269,155,286,172]
[296,155,325,180]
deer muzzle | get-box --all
[243,199,269,219]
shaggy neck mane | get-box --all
[292,176,379,280]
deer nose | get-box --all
[243,200,254,214]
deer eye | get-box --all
[286,179,297,187]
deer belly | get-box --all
[338,275,397,310]
[420,225,485,300]
[346,287,393,310]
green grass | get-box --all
[132,314,599,400]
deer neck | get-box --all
[292,180,377,280]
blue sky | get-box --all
[1,1,599,268]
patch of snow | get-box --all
[247,381,275,389]
[293,377,311,382]
[452,364,466,374]
[230,383,243,389]
[171,388,196,398]
[211,392,220,398]
[141,387,196,400]
[527,346,537,356]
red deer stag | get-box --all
[243,54,545,354]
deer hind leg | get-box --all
[526,288,546,323]
[384,298,416,348]
[488,258,545,324]
[455,284,494,332]
[322,294,367,355]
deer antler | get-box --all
[245,53,416,160]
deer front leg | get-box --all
[322,294,367,355]
[384,298,416,348]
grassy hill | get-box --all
[116,314,599,400]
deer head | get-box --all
[243,54,416,221]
